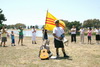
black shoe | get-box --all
[64,55,69,58]
[49,53,53,58]
[3,45,6,47]
[56,55,59,59]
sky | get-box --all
[0,0,100,26]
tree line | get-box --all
[4,23,39,29]
[61,19,100,30]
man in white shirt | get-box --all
[53,20,69,58]
[71,26,76,43]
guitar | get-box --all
[40,48,49,60]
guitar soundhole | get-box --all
[43,51,45,53]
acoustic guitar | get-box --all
[40,48,49,60]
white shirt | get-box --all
[71,28,76,34]
[53,27,64,41]
[80,29,84,34]
[32,29,36,35]
[95,29,100,35]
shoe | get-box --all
[3,45,6,47]
[21,44,24,46]
[11,44,13,46]
[64,55,69,58]
[49,53,53,57]
[56,55,59,59]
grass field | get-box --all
[0,36,100,67]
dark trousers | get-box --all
[71,34,76,42]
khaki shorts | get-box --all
[1,37,7,42]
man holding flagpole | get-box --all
[53,20,69,58]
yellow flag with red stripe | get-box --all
[44,12,66,31]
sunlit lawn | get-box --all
[0,36,100,67]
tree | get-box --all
[30,25,33,29]
[15,23,26,29]
[61,19,82,30]
[70,21,82,30]
[7,25,15,29]
[83,19,100,28]
[28,26,30,29]
[35,25,39,29]
[0,9,7,29]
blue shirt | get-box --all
[11,34,14,39]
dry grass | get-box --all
[0,36,100,67]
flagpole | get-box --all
[45,10,48,24]
[42,10,48,40]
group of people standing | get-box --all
[70,26,100,44]
[0,26,37,47]
[0,21,100,59]
[0,26,24,47]
[53,21,100,58]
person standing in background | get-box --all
[32,26,37,44]
[94,27,100,44]
[87,27,92,44]
[0,30,1,39]
[0,26,8,47]
[70,26,76,43]
[11,31,15,46]
[79,27,85,44]
[42,27,48,41]
[18,27,24,46]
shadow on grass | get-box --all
[0,46,8,47]
[56,56,73,60]
[90,43,96,45]
[50,56,73,60]
[21,44,26,46]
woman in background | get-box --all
[87,27,92,44]
[79,27,85,44]
[94,27,100,44]
[32,26,37,44]
[0,26,8,47]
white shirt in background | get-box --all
[80,29,85,34]
[32,29,36,41]
[71,28,76,34]
[94,29,100,35]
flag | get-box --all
[44,11,66,31]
